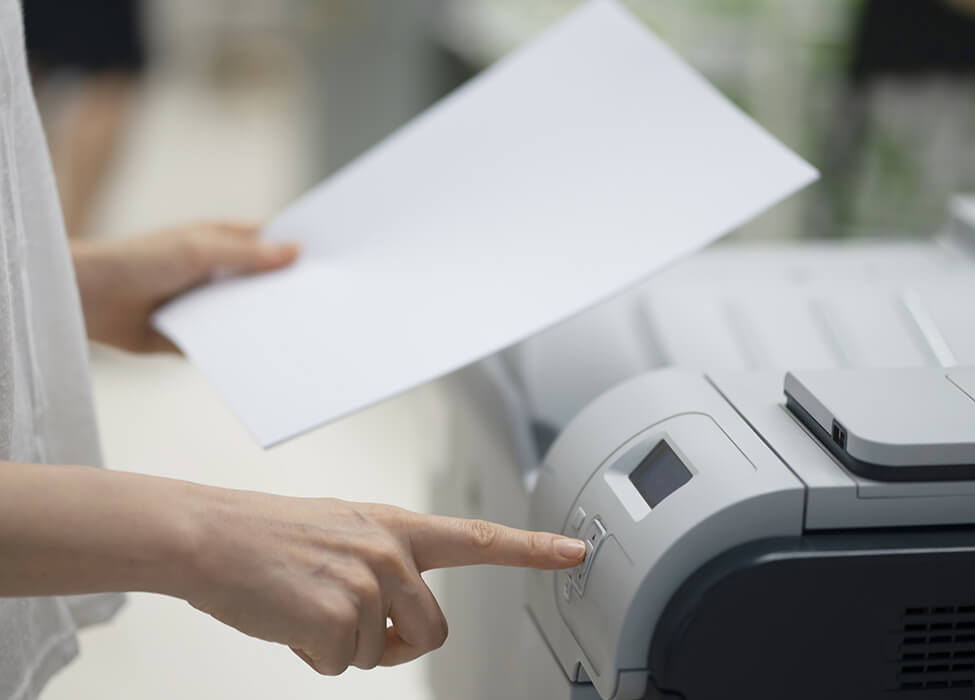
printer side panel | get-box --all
[528,369,805,700]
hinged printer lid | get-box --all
[784,368,975,481]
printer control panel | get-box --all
[563,512,608,600]
[552,411,765,676]
[556,415,755,606]
[527,370,808,700]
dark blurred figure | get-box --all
[25,0,146,237]
[814,0,975,237]
[851,0,975,81]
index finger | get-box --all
[406,514,587,572]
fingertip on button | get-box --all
[555,537,587,562]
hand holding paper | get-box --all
[73,222,299,353]
[154,0,817,447]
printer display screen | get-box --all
[629,441,692,508]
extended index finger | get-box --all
[407,514,586,572]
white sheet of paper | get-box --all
[154,0,818,447]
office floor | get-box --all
[41,64,444,700]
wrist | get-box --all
[70,240,114,340]
[162,481,267,604]
[81,467,214,599]
[146,477,223,600]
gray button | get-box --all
[570,540,595,595]
[570,507,587,531]
[562,577,573,601]
[585,517,607,547]
[572,543,591,583]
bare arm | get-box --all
[0,461,585,672]
[0,461,201,597]
[61,221,588,671]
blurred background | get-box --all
[27,0,975,245]
[24,0,975,698]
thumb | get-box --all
[200,235,301,278]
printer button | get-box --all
[583,538,595,564]
[585,517,607,547]
[568,520,608,597]
[570,540,595,594]
[570,507,586,531]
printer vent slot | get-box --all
[895,606,975,691]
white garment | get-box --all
[0,2,123,698]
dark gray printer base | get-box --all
[644,531,975,700]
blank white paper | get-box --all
[153,0,818,447]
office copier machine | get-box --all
[428,200,975,700]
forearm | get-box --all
[0,461,205,598]
[0,460,586,674]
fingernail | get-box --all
[554,537,586,561]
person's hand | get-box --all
[180,493,587,674]
[0,462,583,676]
[71,221,300,353]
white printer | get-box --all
[524,366,975,699]
[427,200,975,699]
